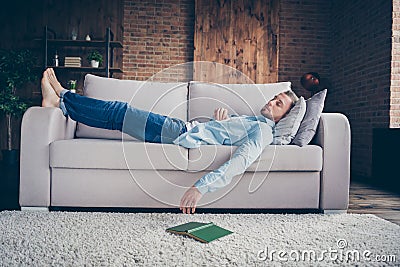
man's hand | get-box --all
[180,186,203,214]
[214,108,229,121]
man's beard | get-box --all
[260,107,274,121]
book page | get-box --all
[190,224,233,243]
[166,222,210,233]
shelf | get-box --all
[50,66,123,73]
[45,39,123,48]
[43,26,122,78]
[36,38,123,48]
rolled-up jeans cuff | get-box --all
[59,89,70,116]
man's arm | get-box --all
[180,124,273,214]
[194,126,272,194]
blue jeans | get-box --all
[59,90,187,143]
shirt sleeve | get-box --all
[194,124,273,194]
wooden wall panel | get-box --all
[43,0,123,42]
[0,0,123,50]
[194,0,278,83]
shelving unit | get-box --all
[43,26,122,78]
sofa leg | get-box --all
[21,207,49,212]
[322,209,347,214]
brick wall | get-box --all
[276,0,392,179]
[278,0,332,97]
[392,0,400,128]
[330,0,392,178]
[123,0,194,81]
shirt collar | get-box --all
[257,115,275,127]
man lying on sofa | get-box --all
[41,68,299,214]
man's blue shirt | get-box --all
[173,115,275,194]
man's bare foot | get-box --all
[46,68,65,97]
[41,70,60,107]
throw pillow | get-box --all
[291,89,327,146]
[272,96,306,145]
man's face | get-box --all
[260,93,293,122]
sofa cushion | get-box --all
[188,144,322,172]
[75,74,188,140]
[272,97,306,145]
[50,139,188,170]
[188,81,292,122]
[291,89,327,146]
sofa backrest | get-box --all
[188,81,292,122]
[75,74,292,140]
[75,74,188,140]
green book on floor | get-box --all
[166,222,233,243]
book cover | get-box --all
[166,222,233,243]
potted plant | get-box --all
[87,50,103,68]
[0,49,37,164]
[67,80,77,93]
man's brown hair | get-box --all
[283,90,299,108]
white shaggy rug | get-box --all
[0,211,399,266]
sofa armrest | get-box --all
[314,113,351,211]
[20,107,76,207]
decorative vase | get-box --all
[91,60,99,68]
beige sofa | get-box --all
[19,75,351,213]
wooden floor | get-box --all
[348,180,400,225]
